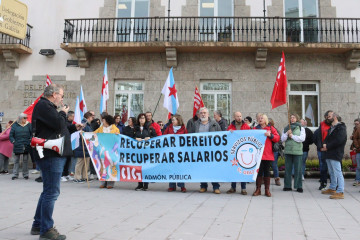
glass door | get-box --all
[117,0,149,42]
[199,0,233,41]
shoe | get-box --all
[24,176,29,180]
[168,187,176,192]
[135,185,143,191]
[66,175,74,181]
[241,189,247,195]
[264,177,271,197]
[39,227,66,240]
[31,170,40,174]
[89,174,95,180]
[213,189,221,194]
[353,181,360,186]
[226,188,236,194]
[283,188,292,191]
[73,179,85,183]
[35,177,43,182]
[99,184,106,189]
[319,183,327,190]
[253,176,262,196]
[0,170,9,174]
[30,226,40,235]
[297,188,303,193]
[143,184,148,191]
[60,176,67,182]
[199,188,207,193]
[274,177,281,186]
[180,187,187,193]
[84,178,93,183]
[321,188,336,195]
[330,192,344,199]
[106,186,113,189]
[12,176,18,180]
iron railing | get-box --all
[0,24,33,48]
[63,17,360,44]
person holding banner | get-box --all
[123,117,136,138]
[134,113,157,191]
[145,111,162,136]
[164,114,188,193]
[281,114,306,193]
[253,114,280,197]
[95,115,120,189]
[226,111,251,195]
[188,107,222,194]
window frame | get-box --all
[288,81,320,130]
[200,80,232,122]
[114,80,145,121]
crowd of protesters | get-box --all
[0,106,356,200]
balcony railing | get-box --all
[63,17,360,44]
[0,24,33,48]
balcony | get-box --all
[60,17,360,68]
[0,24,33,68]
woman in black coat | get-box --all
[123,117,136,138]
[134,113,156,191]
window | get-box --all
[285,0,318,42]
[117,0,149,42]
[289,82,319,127]
[200,81,231,122]
[114,81,144,122]
[199,0,233,41]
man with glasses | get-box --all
[31,84,82,240]
[313,110,333,190]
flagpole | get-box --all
[0,121,15,137]
[152,94,162,117]
[80,131,90,188]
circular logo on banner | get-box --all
[236,143,258,169]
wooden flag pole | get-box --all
[0,121,16,137]
[80,131,90,188]
[152,93,162,118]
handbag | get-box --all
[350,150,357,167]
[270,126,280,152]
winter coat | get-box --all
[190,119,221,133]
[9,121,32,154]
[217,118,228,131]
[313,121,331,151]
[94,124,120,134]
[116,122,125,134]
[123,126,136,138]
[134,122,157,139]
[227,120,251,131]
[255,124,280,161]
[0,127,13,157]
[324,122,347,162]
[303,127,314,152]
[149,121,162,136]
[32,97,77,159]
[73,119,93,158]
[163,124,188,135]
[186,117,198,133]
[351,125,360,153]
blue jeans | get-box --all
[272,151,279,178]
[169,182,185,188]
[230,182,246,190]
[356,153,360,181]
[326,159,344,193]
[318,151,328,184]
[200,182,220,190]
[302,151,308,176]
[32,157,66,235]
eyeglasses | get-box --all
[56,92,64,98]
[140,117,146,119]
[23,117,27,119]
[159,124,164,126]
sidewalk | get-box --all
[1,175,360,240]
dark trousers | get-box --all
[318,151,328,184]
[62,157,72,177]
[258,160,271,178]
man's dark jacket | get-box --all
[303,127,314,152]
[324,122,347,162]
[32,97,77,159]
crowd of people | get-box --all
[0,84,357,239]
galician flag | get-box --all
[71,96,81,150]
[79,86,87,119]
[74,96,81,124]
[46,75,53,86]
[100,58,109,114]
[161,68,179,115]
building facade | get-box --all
[0,0,359,156]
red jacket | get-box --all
[255,124,280,161]
[320,121,330,142]
[150,121,162,136]
[163,124,188,135]
[227,120,251,131]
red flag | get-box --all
[23,94,43,123]
[46,75,53,86]
[270,52,288,109]
[193,86,205,117]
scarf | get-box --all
[284,122,302,133]
[173,125,181,133]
